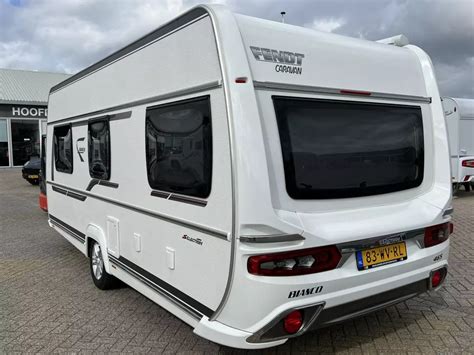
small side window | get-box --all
[88,119,110,180]
[146,96,212,198]
[54,125,73,174]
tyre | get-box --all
[89,241,118,290]
[453,183,460,194]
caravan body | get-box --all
[46,5,452,349]
[443,97,474,187]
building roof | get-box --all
[0,68,71,105]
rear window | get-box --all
[273,97,424,199]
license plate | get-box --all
[28,175,39,179]
[356,242,407,270]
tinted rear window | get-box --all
[273,97,424,199]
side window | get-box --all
[88,119,110,180]
[145,96,212,198]
[54,125,73,173]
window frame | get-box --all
[145,95,213,199]
[272,96,425,199]
[53,124,73,174]
[88,117,111,180]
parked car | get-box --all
[22,155,41,185]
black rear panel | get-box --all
[273,97,424,199]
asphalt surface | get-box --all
[0,168,473,354]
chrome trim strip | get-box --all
[48,81,222,126]
[239,234,305,243]
[254,81,432,104]
[47,180,228,240]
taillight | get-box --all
[424,222,453,248]
[283,310,303,334]
[462,159,474,168]
[430,267,447,289]
[247,246,341,276]
[431,270,442,288]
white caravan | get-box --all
[443,97,474,191]
[46,4,453,349]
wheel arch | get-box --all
[85,223,111,274]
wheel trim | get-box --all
[91,243,104,280]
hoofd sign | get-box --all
[0,104,48,118]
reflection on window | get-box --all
[145,96,212,198]
[88,120,110,180]
[54,125,73,173]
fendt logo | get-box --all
[288,285,323,299]
[250,46,305,75]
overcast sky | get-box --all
[0,0,472,98]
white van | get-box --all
[46,4,453,349]
[443,97,474,191]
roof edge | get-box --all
[0,99,48,106]
[50,6,210,95]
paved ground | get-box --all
[0,168,473,354]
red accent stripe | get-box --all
[235,77,247,83]
[340,89,372,96]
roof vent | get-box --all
[376,34,409,47]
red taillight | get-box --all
[39,192,48,212]
[430,267,447,289]
[283,310,303,334]
[247,246,341,276]
[462,159,474,168]
[424,222,453,248]
[463,175,471,182]
[431,270,442,288]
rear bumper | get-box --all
[313,277,428,329]
[195,262,448,349]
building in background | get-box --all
[0,68,70,168]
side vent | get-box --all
[106,216,120,257]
